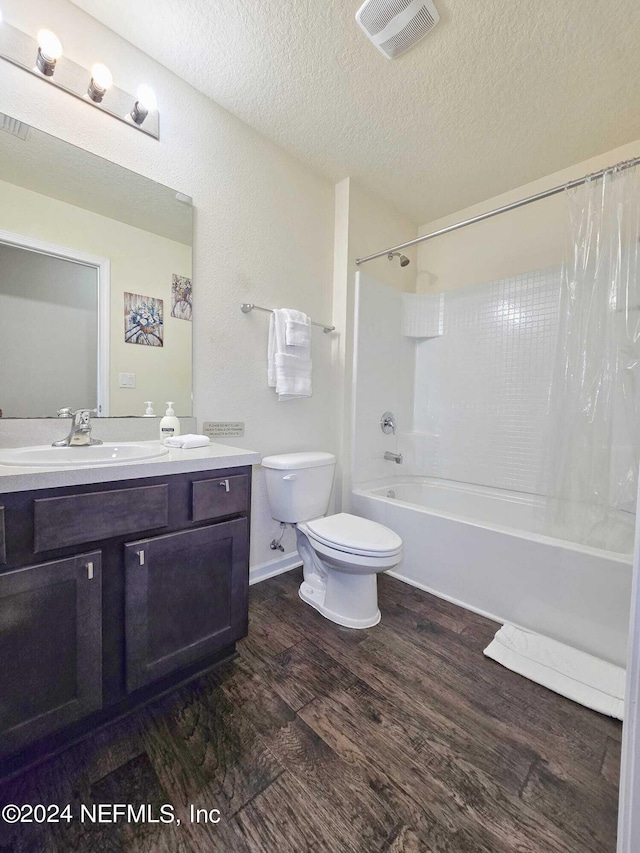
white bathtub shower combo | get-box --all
[349,271,634,693]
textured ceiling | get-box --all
[0,116,192,243]
[70,0,640,224]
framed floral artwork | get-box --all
[171,274,192,321]
[124,292,164,346]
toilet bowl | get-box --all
[296,513,402,628]
[261,452,402,629]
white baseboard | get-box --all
[249,551,302,586]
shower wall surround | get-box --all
[352,273,415,485]
[353,268,563,494]
[414,268,561,493]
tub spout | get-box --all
[384,451,403,464]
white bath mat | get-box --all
[484,624,625,720]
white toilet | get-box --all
[261,452,402,628]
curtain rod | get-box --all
[355,155,640,266]
[240,303,335,333]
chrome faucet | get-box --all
[52,408,103,447]
[384,451,403,464]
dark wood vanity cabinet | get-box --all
[0,465,251,776]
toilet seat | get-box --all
[303,513,402,558]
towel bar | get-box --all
[240,303,335,334]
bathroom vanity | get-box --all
[0,442,259,777]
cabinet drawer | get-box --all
[192,474,249,522]
[34,485,169,552]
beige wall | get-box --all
[0,244,97,416]
[332,179,418,508]
[0,179,192,416]
[0,0,335,572]
[417,139,640,292]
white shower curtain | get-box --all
[546,163,640,551]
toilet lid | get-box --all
[305,513,402,557]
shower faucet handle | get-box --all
[380,411,396,435]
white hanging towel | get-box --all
[484,624,625,720]
[267,308,312,400]
[275,352,312,399]
[285,316,311,347]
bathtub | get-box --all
[351,477,633,667]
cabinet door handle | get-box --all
[86,561,94,580]
[137,550,145,566]
[219,479,230,493]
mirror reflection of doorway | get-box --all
[0,235,109,418]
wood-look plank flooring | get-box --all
[0,568,622,852]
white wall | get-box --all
[0,179,192,416]
[417,139,640,293]
[0,243,97,416]
[0,0,335,573]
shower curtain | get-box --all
[546,163,640,552]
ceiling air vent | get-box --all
[0,113,30,140]
[356,0,440,60]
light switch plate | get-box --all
[118,373,136,388]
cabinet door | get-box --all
[0,552,102,757]
[125,519,249,691]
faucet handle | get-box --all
[57,407,73,418]
[380,411,397,435]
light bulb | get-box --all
[136,85,157,113]
[36,29,62,76]
[130,85,157,125]
[91,63,112,90]
[37,29,62,60]
[87,62,113,102]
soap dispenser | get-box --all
[144,401,155,417]
[159,402,180,440]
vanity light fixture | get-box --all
[130,85,157,125]
[0,16,160,138]
[36,28,62,77]
[87,62,112,102]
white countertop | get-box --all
[0,440,260,494]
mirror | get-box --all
[0,114,193,417]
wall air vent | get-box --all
[0,112,30,140]
[356,0,440,60]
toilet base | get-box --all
[298,574,381,630]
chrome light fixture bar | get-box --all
[0,19,159,139]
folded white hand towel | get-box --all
[164,434,211,449]
[267,308,312,398]
[285,317,311,348]
[275,352,312,400]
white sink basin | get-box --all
[0,443,170,468]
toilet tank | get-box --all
[262,452,336,523]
